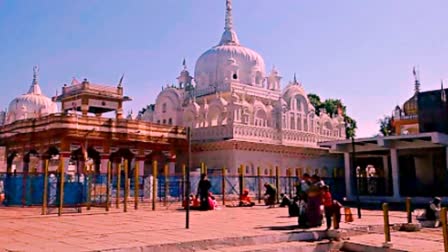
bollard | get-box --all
[123,160,128,212]
[106,161,111,212]
[152,160,157,211]
[87,165,92,211]
[275,166,280,204]
[406,197,412,223]
[42,160,49,215]
[441,207,448,252]
[58,157,65,217]
[257,166,262,204]
[134,160,139,210]
[382,203,392,247]
[164,164,169,206]
[239,164,245,200]
[116,163,121,209]
[333,212,340,230]
[222,166,226,206]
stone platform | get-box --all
[0,204,444,251]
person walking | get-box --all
[197,173,212,210]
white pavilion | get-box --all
[139,0,346,176]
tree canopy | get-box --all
[378,115,394,136]
[307,93,357,139]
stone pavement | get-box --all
[0,204,445,252]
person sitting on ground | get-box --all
[263,183,277,207]
[208,192,219,210]
[288,196,300,217]
[279,193,291,208]
[239,189,255,207]
[425,197,442,227]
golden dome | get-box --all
[403,94,418,116]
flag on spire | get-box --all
[118,74,125,87]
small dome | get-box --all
[403,94,418,116]
[6,67,58,124]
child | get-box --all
[240,189,255,207]
[321,185,333,230]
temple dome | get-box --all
[403,94,418,116]
[194,0,266,89]
[6,67,58,124]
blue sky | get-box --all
[0,0,447,137]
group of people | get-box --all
[280,173,342,229]
[182,173,219,211]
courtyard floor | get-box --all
[0,203,445,251]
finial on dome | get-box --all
[219,0,240,45]
[293,73,299,85]
[413,66,420,94]
[225,0,233,31]
[182,58,187,70]
[32,66,39,85]
[28,66,42,95]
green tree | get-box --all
[307,93,357,139]
[378,115,394,136]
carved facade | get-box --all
[139,0,345,174]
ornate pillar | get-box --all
[100,154,110,174]
[390,148,400,200]
[344,152,353,199]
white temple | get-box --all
[139,0,346,175]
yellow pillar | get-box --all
[164,164,169,206]
[201,162,205,174]
[275,166,280,204]
[182,164,186,202]
[58,157,65,216]
[134,160,139,210]
[106,161,111,212]
[124,159,129,212]
[222,166,226,206]
[257,166,262,204]
[152,160,157,211]
[41,160,49,215]
[116,162,121,209]
[87,165,92,211]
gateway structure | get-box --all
[139,0,346,175]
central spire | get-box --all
[28,66,42,95]
[219,0,240,46]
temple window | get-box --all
[162,103,167,113]
[162,119,166,124]
[157,120,160,124]
[233,73,238,80]
[168,118,172,125]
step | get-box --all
[207,241,344,252]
